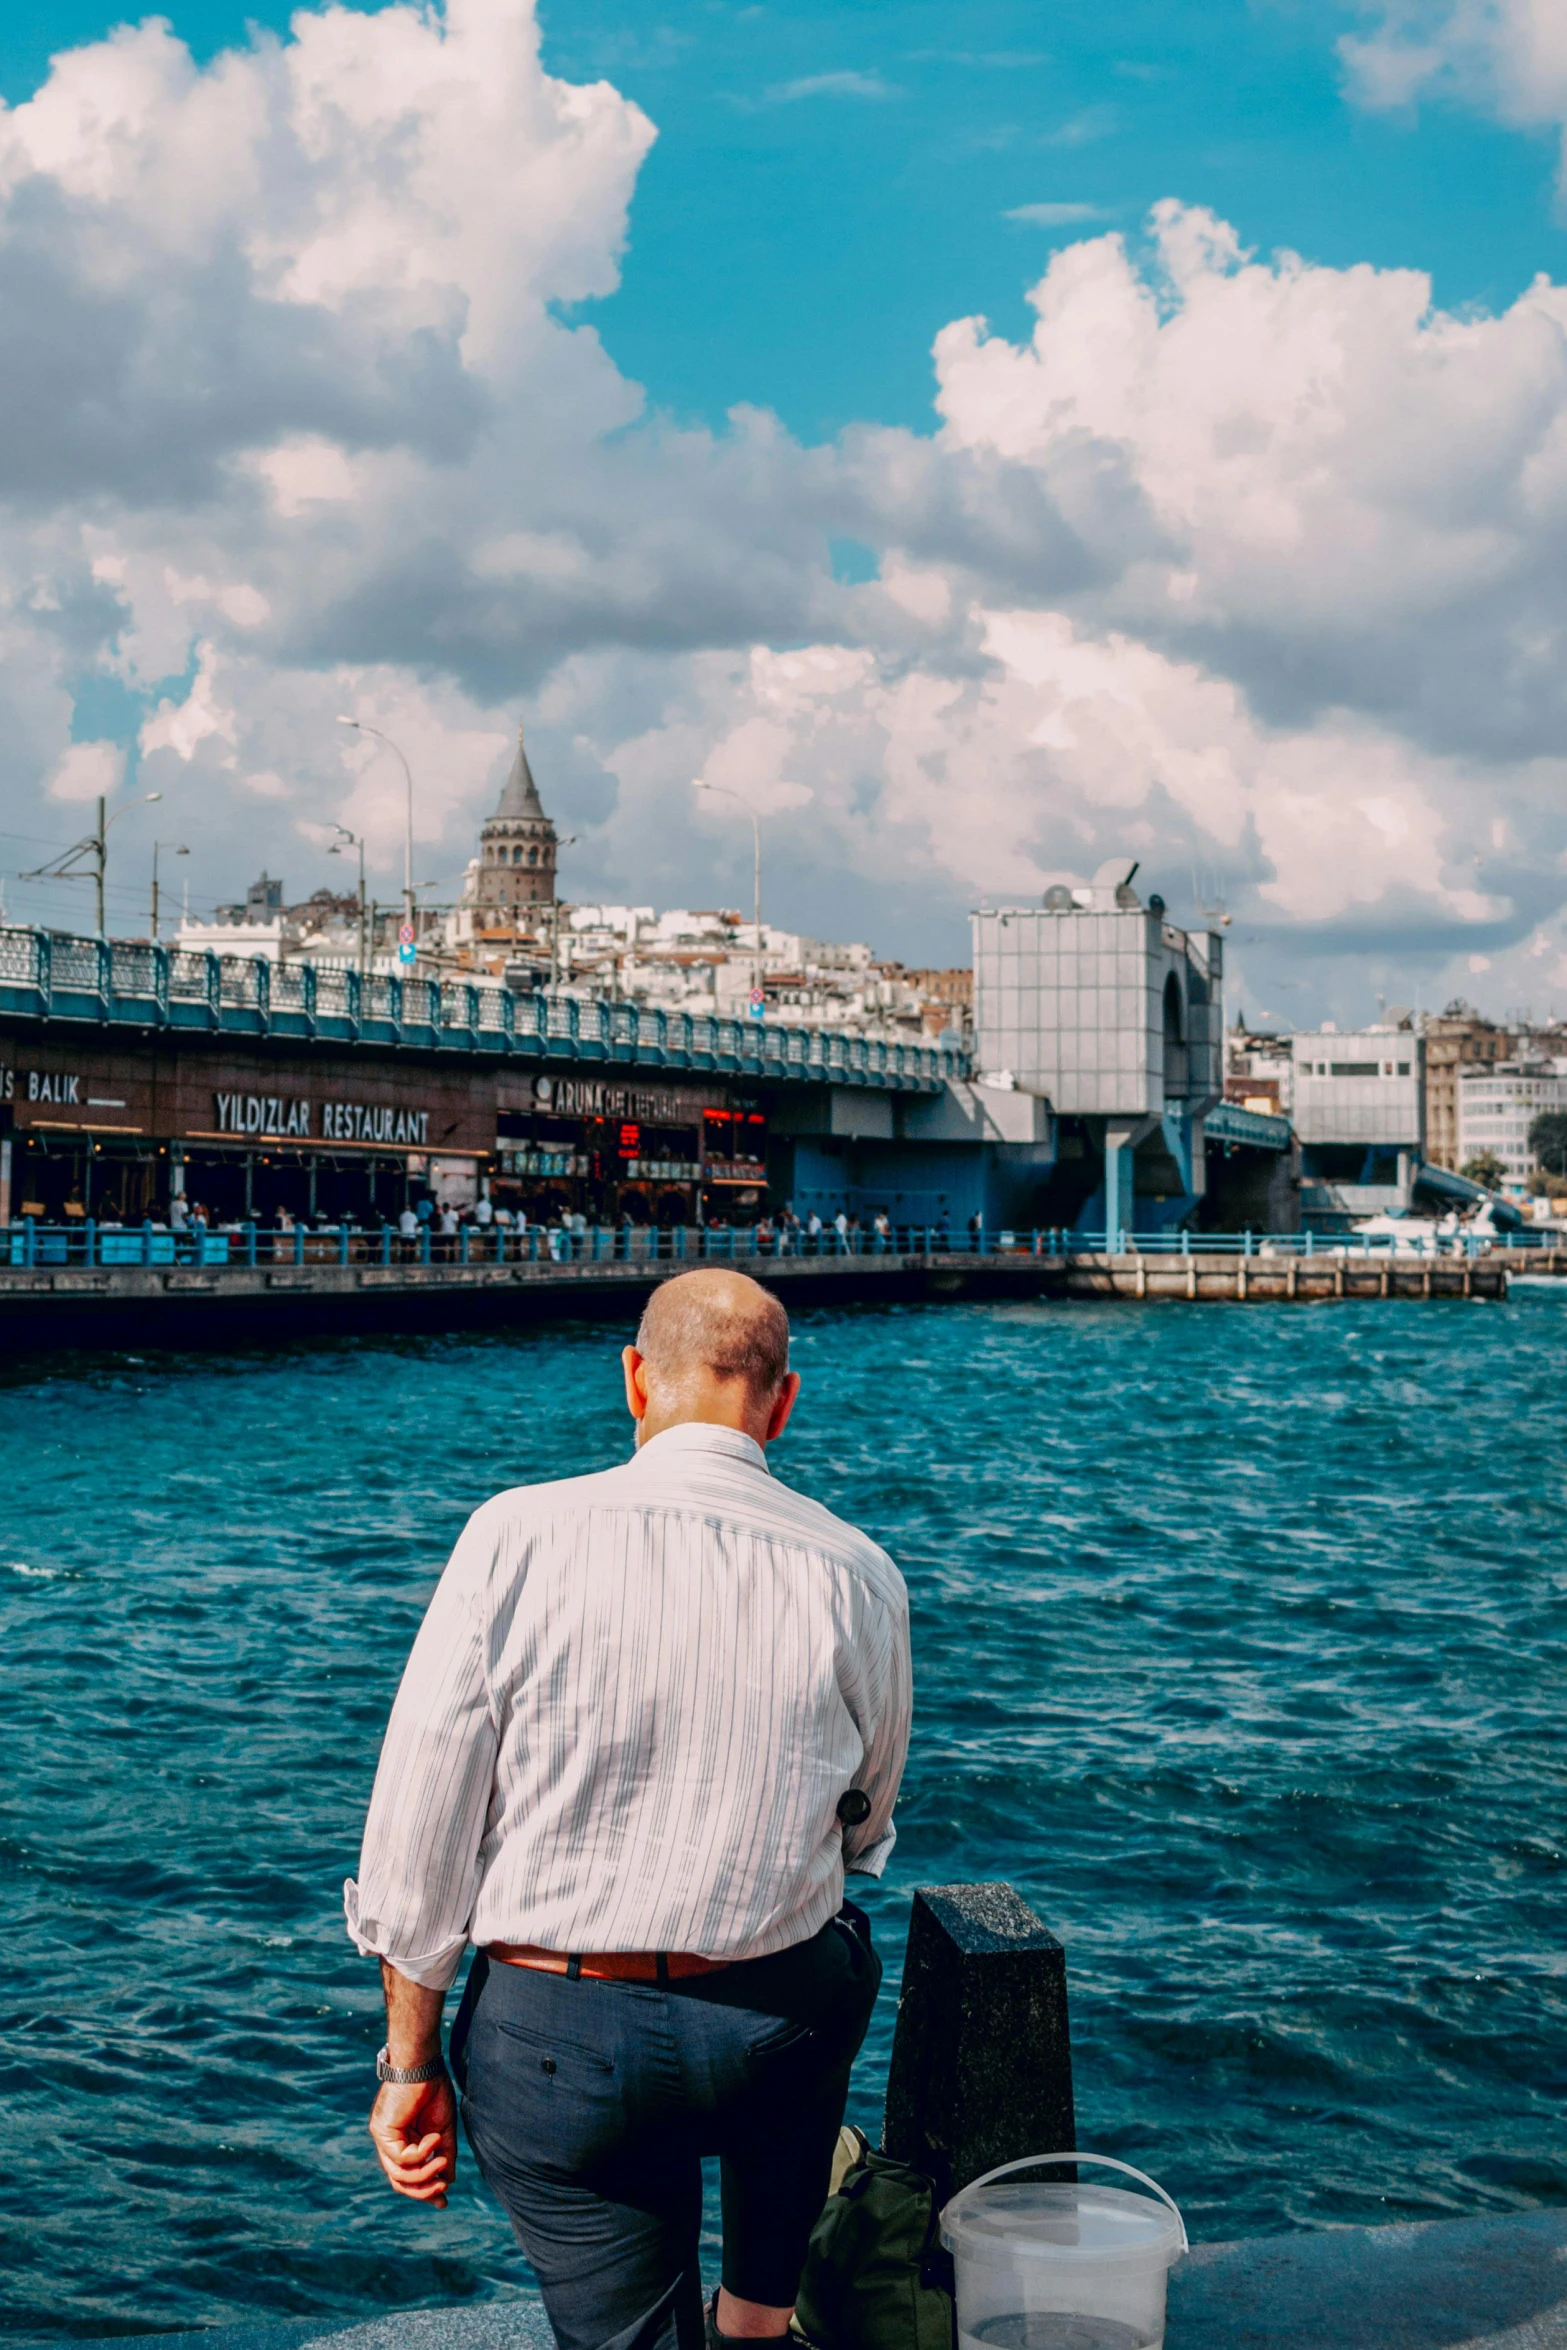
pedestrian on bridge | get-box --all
[347,1268,911,2350]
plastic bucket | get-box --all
[941,2154,1187,2350]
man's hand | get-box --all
[368,2069,458,2206]
[371,1960,455,2206]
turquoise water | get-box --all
[3,1297,1565,2342]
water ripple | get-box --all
[2,1296,1564,2338]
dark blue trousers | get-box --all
[451,1911,881,2350]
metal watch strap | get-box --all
[376,2043,446,2085]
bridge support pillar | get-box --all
[1103,1115,1159,1246]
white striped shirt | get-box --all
[345,1421,912,1990]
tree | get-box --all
[1460,1151,1507,1191]
[1528,1111,1567,1178]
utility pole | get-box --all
[101,793,162,934]
[24,790,161,935]
[337,716,416,963]
[330,824,368,989]
[692,778,764,1016]
[151,841,189,941]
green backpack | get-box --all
[794,2127,956,2350]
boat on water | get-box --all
[1350,1204,1512,1256]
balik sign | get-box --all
[748,988,765,1023]
[397,919,417,967]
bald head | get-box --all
[637,1268,790,1400]
[623,1270,799,1449]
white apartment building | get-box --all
[550,905,949,1042]
[174,903,396,974]
[1456,1061,1567,1193]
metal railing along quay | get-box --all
[4,1219,1054,1270]
[0,925,964,1093]
[0,1219,1525,1339]
[2,1218,1538,1271]
[1066,1224,1529,1260]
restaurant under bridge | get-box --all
[0,924,1303,1245]
[0,924,970,1236]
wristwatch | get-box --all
[376,2044,447,2085]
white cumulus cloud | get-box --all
[1,0,1567,1019]
[1343,0,1567,178]
[1005,203,1110,227]
[46,741,125,803]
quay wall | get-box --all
[0,1246,1516,1348]
[65,2206,1567,2350]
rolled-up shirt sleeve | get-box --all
[840,1569,913,1879]
[344,1506,503,1990]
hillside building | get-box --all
[1226,1023,1294,1116]
[1420,1003,1515,1170]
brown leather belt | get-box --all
[487,1942,731,1983]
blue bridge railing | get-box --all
[0,926,965,1094]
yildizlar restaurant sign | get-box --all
[214,1092,432,1146]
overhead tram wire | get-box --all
[3,875,212,925]
[0,825,112,854]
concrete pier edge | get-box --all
[0,1239,1525,1347]
[64,2206,1567,2350]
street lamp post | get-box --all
[329,823,368,988]
[337,716,416,959]
[692,778,763,1011]
[150,840,189,942]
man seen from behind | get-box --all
[346,1268,912,2350]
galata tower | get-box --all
[474,726,557,926]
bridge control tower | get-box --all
[972,858,1225,1238]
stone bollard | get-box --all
[883,1883,1075,2198]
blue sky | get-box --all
[4,0,1567,1022]
[7,0,1563,442]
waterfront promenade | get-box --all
[0,1221,1525,1341]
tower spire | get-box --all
[494,724,545,821]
